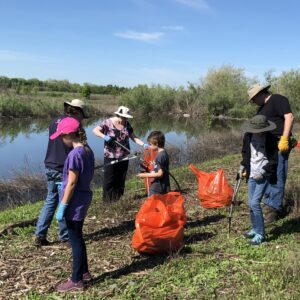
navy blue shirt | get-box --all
[44,115,71,172]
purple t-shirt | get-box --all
[61,146,95,221]
[99,118,134,159]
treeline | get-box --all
[0,76,128,96]
[120,65,300,119]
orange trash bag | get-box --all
[189,164,233,209]
[132,192,187,254]
[141,147,158,194]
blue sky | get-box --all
[0,0,299,87]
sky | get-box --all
[0,0,300,87]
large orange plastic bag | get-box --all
[132,192,187,254]
[189,164,233,209]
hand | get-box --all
[137,173,147,178]
[278,136,289,153]
[103,135,112,142]
[253,170,266,181]
[56,202,68,222]
[143,143,149,150]
[236,165,246,180]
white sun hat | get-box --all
[114,106,133,119]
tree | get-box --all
[81,84,91,99]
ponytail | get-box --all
[78,126,91,153]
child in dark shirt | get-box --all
[137,131,170,196]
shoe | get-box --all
[264,206,278,224]
[35,237,50,247]
[244,229,256,239]
[83,272,93,282]
[56,279,84,292]
[249,234,264,246]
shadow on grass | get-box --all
[268,217,300,241]
[85,220,135,242]
[90,254,169,286]
[185,214,226,229]
[185,231,215,245]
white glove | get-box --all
[253,170,266,181]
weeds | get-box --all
[1,148,300,299]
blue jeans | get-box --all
[66,220,89,282]
[248,177,269,236]
[35,168,68,241]
[264,150,290,211]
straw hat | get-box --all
[64,99,89,119]
[241,115,276,133]
[248,84,271,102]
[114,106,133,119]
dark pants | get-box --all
[66,220,88,282]
[103,158,129,202]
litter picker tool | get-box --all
[228,175,243,236]
[114,140,131,153]
[94,152,142,170]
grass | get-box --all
[1,151,300,299]
[0,91,119,118]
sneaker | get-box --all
[264,206,278,224]
[56,279,84,292]
[244,229,256,239]
[249,234,264,246]
[35,237,50,247]
[83,272,93,282]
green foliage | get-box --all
[0,76,128,96]
[81,83,92,99]
[120,65,253,118]
[266,69,300,118]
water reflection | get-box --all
[0,116,242,178]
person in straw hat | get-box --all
[247,84,294,223]
[239,115,278,245]
[35,99,89,247]
[93,106,148,202]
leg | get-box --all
[249,178,269,237]
[66,220,88,282]
[248,178,256,232]
[264,151,290,211]
[35,169,68,241]
[103,158,117,202]
[113,160,129,199]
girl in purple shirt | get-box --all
[50,117,95,292]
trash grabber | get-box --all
[228,176,243,235]
[113,140,131,153]
[94,152,141,170]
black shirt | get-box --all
[44,115,71,173]
[257,94,292,137]
[150,150,171,195]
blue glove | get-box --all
[103,135,112,142]
[143,143,149,149]
[56,202,68,222]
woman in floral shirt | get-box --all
[93,106,147,202]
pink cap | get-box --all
[50,117,80,140]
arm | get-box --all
[61,170,79,204]
[282,113,294,137]
[93,125,106,139]
[130,133,145,146]
[56,169,79,221]
[137,169,163,179]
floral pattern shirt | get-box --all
[99,118,134,159]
